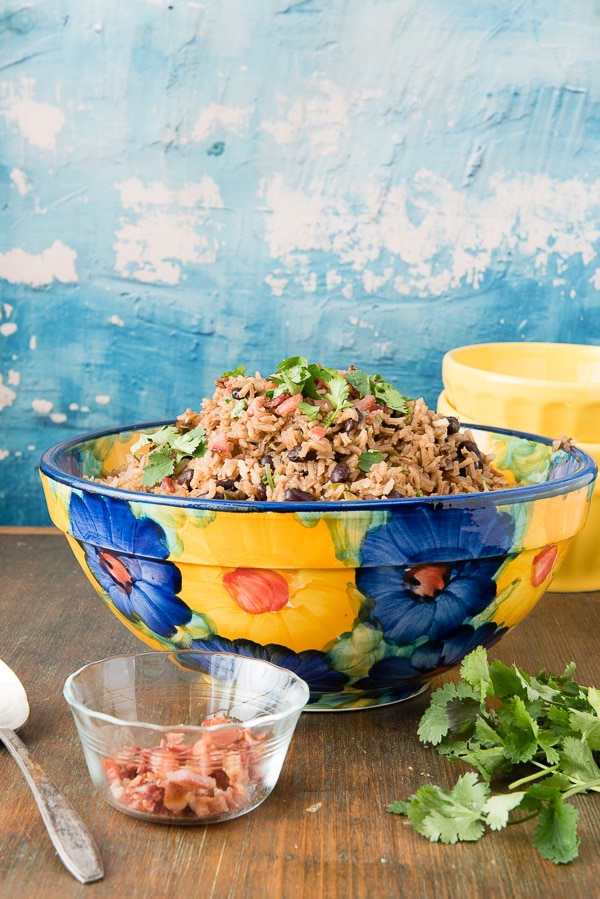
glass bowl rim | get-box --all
[63,649,311,732]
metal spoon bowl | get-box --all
[0,658,103,884]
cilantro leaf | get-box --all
[345,369,410,413]
[398,773,490,844]
[370,374,409,413]
[496,696,540,764]
[230,399,246,419]
[169,425,207,456]
[483,791,526,830]
[568,710,600,750]
[221,364,247,377]
[271,357,320,399]
[586,686,600,717]
[141,448,175,486]
[387,799,410,815]
[358,451,386,472]
[459,645,492,701]
[324,372,352,426]
[130,426,178,457]
[559,737,600,784]
[533,793,580,864]
[132,424,207,487]
[344,369,371,397]
[298,400,320,421]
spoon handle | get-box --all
[0,726,103,884]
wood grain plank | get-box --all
[0,534,599,899]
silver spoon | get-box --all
[0,658,103,884]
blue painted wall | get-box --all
[2,0,600,525]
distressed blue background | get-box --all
[1,0,600,525]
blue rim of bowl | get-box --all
[40,419,598,512]
[63,649,310,730]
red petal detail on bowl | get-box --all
[99,550,134,595]
[223,568,290,614]
[531,545,559,587]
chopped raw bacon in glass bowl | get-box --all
[64,651,309,823]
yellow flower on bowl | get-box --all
[179,562,362,654]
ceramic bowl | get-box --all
[63,650,309,823]
[41,422,596,710]
[442,342,600,443]
[437,389,600,593]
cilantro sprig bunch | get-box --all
[130,425,207,487]
[269,356,410,428]
[389,646,600,864]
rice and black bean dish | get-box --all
[101,357,511,501]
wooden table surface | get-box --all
[1,531,599,899]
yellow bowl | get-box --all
[442,342,600,443]
[437,389,600,593]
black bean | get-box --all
[283,488,314,502]
[256,483,267,500]
[216,478,236,490]
[260,454,274,468]
[458,439,483,468]
[175,469,194,487]
[330,461,350,483]
[288,446,316,462]
[344,409,364,432]
[231,388,241,399]
[446,416,460,435]
[387,489,402,498]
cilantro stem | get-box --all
[507,812,540,826]
[509,763,557,790]
[263,463,276,490]
[562,779,600,800]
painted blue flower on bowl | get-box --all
[184,633,350,702]
[70,493,191,638]
[353,622,508,694]
[356,505,516,645]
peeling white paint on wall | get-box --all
[10,169,32,196]
[261,75,381,160]
[113,177,224,284]
[0,376,17,411]
[0,241,78,288]
[264,273,288,296]
[0,78,65,150]
[191,103,252,142]
[32,399,54,415]
[261,169,600,297]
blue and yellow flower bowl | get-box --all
[40,422,597,711]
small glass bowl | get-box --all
[64,650,309,824]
